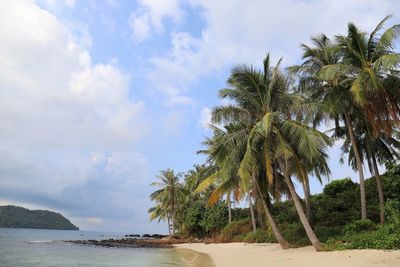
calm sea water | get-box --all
[0,228,187,267]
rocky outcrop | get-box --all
[67,236,199,248]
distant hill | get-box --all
[0,205,79,230]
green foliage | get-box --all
[232,207,251,221]
[179,200,228,238]
[217,219,252,242]
[280,223,310,247]
[313,179,360,227]
[200,201,229,235]
[180,201,206,238]
[347,224,400,249]
[385,199,400,226]
[243,229,276,243]
[0,205,78,230]
[343,219,376,236]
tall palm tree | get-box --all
[333,114,400,223]
[213,54,330,250]
[149,169,186,235]
[322,17,400,219]
[292,17,400,220]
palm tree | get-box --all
[213,54,331,250]
[292,17,400,220]
[149,169,186,236]
[333,114,400,223]
[197,124,247,224]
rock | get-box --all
[151,234,167,239]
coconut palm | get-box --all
[149,169,187,235]
[333,113,400,223]
[291,17,400,220]
[212,54,331,250]
[319,17,400,219]
[197,124,248,224]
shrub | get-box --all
[385,199,400,226]
[348,224,400,249]
[243,229,276,243]
[200,201,229,236]
[314,225,343,242]
[217,219,252,242]
[280,223,310,247]
[343,219,376,236]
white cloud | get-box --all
[199,107,212,130]
[129,0,183,42]
[0,0,151,229]
[147,0,399,107]
[44,0,76,8]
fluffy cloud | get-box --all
[0,0,151,230]
[129,0,183,42]
[146,0,399,107]
[199,107,212,130]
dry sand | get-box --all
[175,243,400,267]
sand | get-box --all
[175,243,400,267]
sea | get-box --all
[0,228,188,267]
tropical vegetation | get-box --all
[149,16,400,251]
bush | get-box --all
[280,223,310,247]
[343,219,376,236]
[385,199,400,226]
[217,219,252,242]
[348,224,400,249]
[243,229,276,243]
[314,225,343,242]
[200,201,229,236]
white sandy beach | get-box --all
[175,243,400,267]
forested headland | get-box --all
[0,205,79,230]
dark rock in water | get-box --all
[66,238,177,248]
[127,234,140,237]
[151,234,166,239]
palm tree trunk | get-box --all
[254,176,290,249]
[301,178,312,223]
[344,111,367,219]
[281,161,322,251]
[256,199,264,227]
[167,214,172,236]
[249,195,257,232]
[227,192,232,223]
[372,155,385,224]
[171,214,175,236]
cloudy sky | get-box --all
[1,0,399,233]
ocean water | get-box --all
[0,228,187,267]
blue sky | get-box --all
[0,0,399,233]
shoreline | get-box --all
[175,248,215,267]
[174,243,400,267]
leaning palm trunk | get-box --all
[372,155,385,224]
[227,192,232,223]
[254,177,290,249]
[301,178,312,223]
[282,161,322,251]
[249,195,257,232]
[344,112,367,219]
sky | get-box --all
[0,0,399,233]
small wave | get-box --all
[29,240,54,243]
